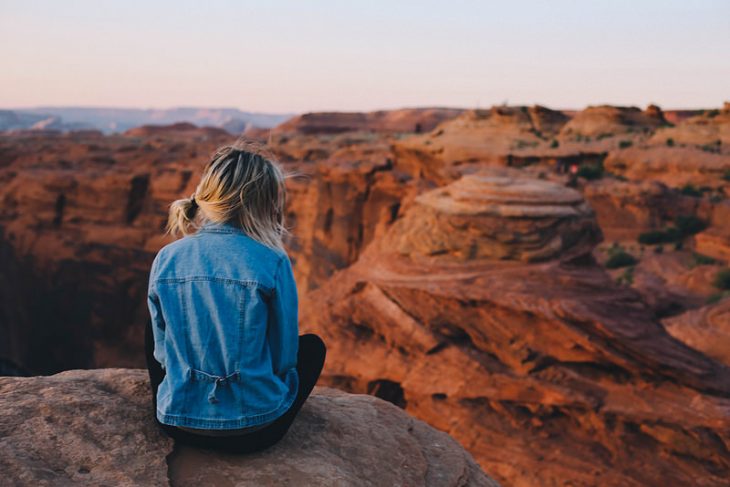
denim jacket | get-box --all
[147,220,299,429]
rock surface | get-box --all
[558,105,667,139]
[664,299,730,367]
[3,104,730,486]
[379,174,601,263]
[273,108,464,135]
[301,173,730,486]
[0,369,496,487]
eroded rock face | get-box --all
[0,129,406,371]
[300,174,730,486]
[379,174,601,263]
[392,106,570,183]
[663,299,730,367]
[558,105,667,139]
[604,146,730,189]
[0,369,497,487]
[650,103,730,147]
[273,108,464,135]
[582,179,698,241]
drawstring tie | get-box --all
[190,369,240,404]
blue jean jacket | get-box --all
[147,221,299,429]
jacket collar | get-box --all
[198,220,247,235]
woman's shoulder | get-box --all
[151,231,287,285]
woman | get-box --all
[144,142,326,454]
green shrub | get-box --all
[666,138,674,147]
[616,267,635,286]
[674,215,707,236]
[605,250,638,269]
[638,227,680,245]
[700,144,720,153]
[707,292,729,305]
[690,252,718,268]
[550,139,559,148]
[713,269,730,290]
[723,170,730,182]
[636,215,706,246]
[680,184,703,197]
[577,162,604,180]
[618,140,633,149]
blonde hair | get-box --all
[167,141,289,251]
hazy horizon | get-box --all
[2,0,728,112]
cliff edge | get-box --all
[0,369,497,487]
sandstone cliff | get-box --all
[0,369,496,487]
[2,105,730,486]
[300,173,730,486]
[272,108,464,135]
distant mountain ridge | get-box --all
[0,107,294,134]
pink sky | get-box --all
[1,1,728,112]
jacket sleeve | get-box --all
[147,253,167,370]
[267,253,299,376]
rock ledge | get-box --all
[0,368,497,486]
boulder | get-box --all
[379,174,601,263]
[0,369,496,487]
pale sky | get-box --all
[1,0,728,112]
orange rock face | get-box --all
[273,108,464,135]
[300,175,730,486]
[1,104,730,486]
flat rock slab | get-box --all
[0,368,497,487]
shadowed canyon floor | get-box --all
[1,103,729,485]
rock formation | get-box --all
[2,104,730,486]
[272,108,464,135]
[650,102,730,147]
[582,179,680,240]
[0,369,496,487]
[558,105,667,139]
[300,173,730,486]
[604,146,730,189]
[664,299,730,367]
[392,106,569,183]
[378,175,600,263]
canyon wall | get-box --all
[1,103,729,485]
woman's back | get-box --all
[148,220,300,430]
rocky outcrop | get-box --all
[650,103,730,147]
[664,299,730,367]
[0,369,496,487]
[272,108,464,135]
[392,106,570,182]
[604,146,730,189]
[379,174,600,263]
[558,105,667,139]
[300,173,730,486]
[123,122,232,139]
[582,179,680,240]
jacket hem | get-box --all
[155,383,297,430]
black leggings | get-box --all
[144,318,326,454]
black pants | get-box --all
[144,318,326,454]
